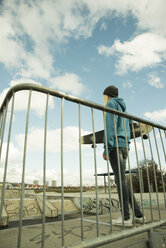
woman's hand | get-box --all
[103,153,109,160]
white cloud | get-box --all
[0,15,26,68]
[0,0,166,85]
[15,126,89,153]
[0,0,87,96]
[0,164,58,184]
[144,108,166,124]
[98,45,113,57]
[130,140,143,153]
[0,142,22,165]
[0,79,55,117]
[0,165,105,186]
[20,54,53,80]
[122,80,133,88]
[0,166,21,183]
[148,74,164,89]
[0,0,97,81]
[50,73,85,96]
[98,33,166,74]
[130,0,166,36]
[85,0,166,36]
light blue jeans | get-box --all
[109,147,142,220]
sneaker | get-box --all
[112,217,133,227]
[133,216,146,224]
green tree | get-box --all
[127,160,165,193]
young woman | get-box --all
[103,85,144,227]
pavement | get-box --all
[0,190,166,248]
[0,209,166,248]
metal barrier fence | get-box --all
[0,83,166,248]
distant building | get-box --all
[6,183,13,190]
[33,180,39,185]
[46,181,49,186]
[52,180,57,187]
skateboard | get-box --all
[81,123,152,145]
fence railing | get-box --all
[0,83,166,248]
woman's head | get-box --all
[103,85,118,97]
[103,85,119,106]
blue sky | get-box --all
[0,0,166,186]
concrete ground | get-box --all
[0,207,166,247]
[0,191,165,248]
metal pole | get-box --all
[0,95,14,226]
[70,220,166,248]
[61,97,65,247]
[153,127,166,210]
[104,176,106,193]
[91,107,99,237]
[146,125,161,219]
[0,111,3,137]
[41,93,49,248]
[113,114,124,228]
[103,111,113,233]
[1,83,166,131]
[131,121,144,223]
[159,128,166,209]
[17,90,32,248]
[78,103,84,241]
[147,229,155,248]
[0,105,8,163]
[159,129,166,166]
[140,123,153,222]
[122,118,135,226]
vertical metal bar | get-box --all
[104,176,106,193]
[0,112,3,137]
[140,169,144,193]
[0,95,14,225]
[140,123,153,222]
[78,103,84,241]
[61,97,64,247]
[113,114,124,228]
[148,229,155,248]
[159,129,166,209]
[17,90,32,248]
[146,125,160,219]
[103,111,112,233]
[0,105,8,162]
[41,93,49,248]
[159,129,166,165]
[131,121,144,222]
[0,106,8,224]
[122,118,135,226]
[153,127,166,210]
[91,107,99,237]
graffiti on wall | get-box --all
[74,197,119,214]
[137,199,156,208]
[4,199,40,219]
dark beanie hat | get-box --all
[103,85,118,97]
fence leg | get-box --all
[148,228,166,248]
[148,229,155,248]
[104,176,107,193]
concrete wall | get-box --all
[4,198,42,220]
